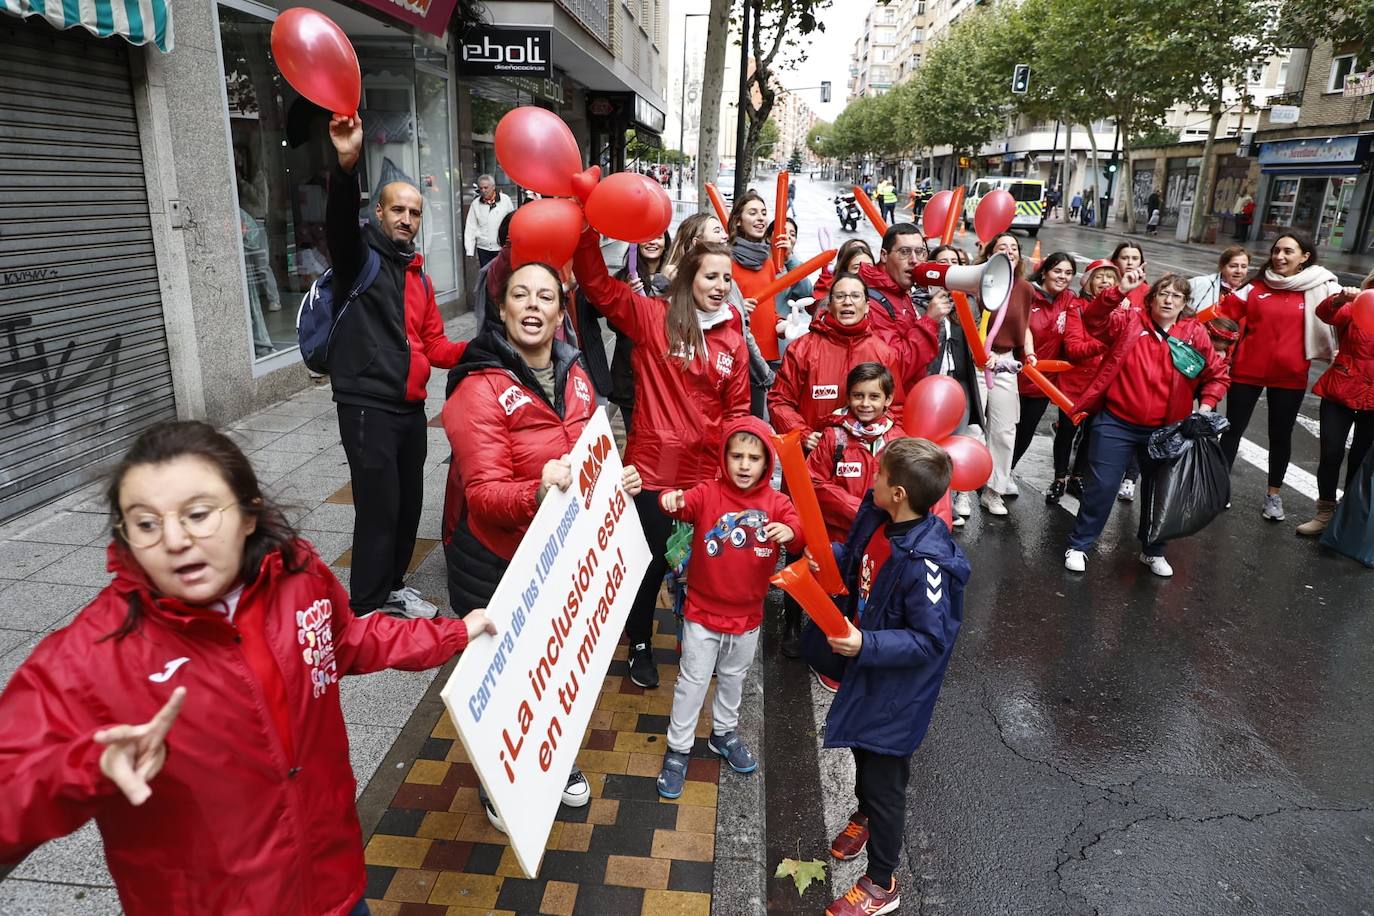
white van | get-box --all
[962,177,1046,237]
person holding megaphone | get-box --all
[975,233,1036,517]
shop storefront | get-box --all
[1256,133,1373,253]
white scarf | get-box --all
[1259,265,1340,362]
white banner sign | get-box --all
[1268,104,1300,124]
[440,408,650,878]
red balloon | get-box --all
[904,375,967,441]
[571,165,601,204]
[494,107,583,198]
[922,190,954,239]
[974,189,1016,242]
[584,172,673,243]
[1352,289,1374,336]
[933,488,954,532]
[509,198,585,269]
[271,9,360,116]
[942,435,993,492]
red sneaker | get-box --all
[816,671,840,693]
[830,812,869,860]
[825,875,900,916]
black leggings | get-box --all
[1220,383,1307,488]
[1317,398,1374,500]
[626,490,674,647]
[1012,396,1079,478]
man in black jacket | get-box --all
[326,114,466,619]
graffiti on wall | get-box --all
[0,315,122,429]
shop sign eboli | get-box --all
[459,26,553,79]
[353,0,459,38]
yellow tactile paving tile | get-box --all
[364,834,431,869]
[650,828,715,862]
[603,854,671,890]
[540,880,578,915]
[405,759,450,785]
[428,871,504,907]
[641,889,712,916]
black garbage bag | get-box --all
[1320,444,1374,568]
[1146,435,1231,543]
[1148,411,1231,461]
[799,617,847,683]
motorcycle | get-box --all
[834,193,860,232]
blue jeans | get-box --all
[348,900,371,916]
[1068,411,1164,556]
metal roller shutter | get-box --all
[0,18,177,522]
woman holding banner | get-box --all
[573,228,751,691]
[441,262,645,830]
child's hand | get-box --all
[804,430,822,451]
[538,457,573,502]
[95,687,186,807]
[621,464,643,496]
[463,609,498,642]
[659,489,686,512]
[763,522,794,545]
[1120,268,1145,293]
[804,548,820,574]
[827,620,863,657]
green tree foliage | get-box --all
[1280,0,1373,62]
[788,146,805,171]
[756,119,782,161]
[806,119,833,159]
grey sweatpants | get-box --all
[667,620,760,754]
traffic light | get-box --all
[1011,64,1030,94]
[821,81,832,103]
[1106,158,1119,173]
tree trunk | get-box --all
[1061,121,1073,223]
[695,0,733,211]
[1085,122,1101,230]
[1119,110,1135,232]
[1189,98,1223,243]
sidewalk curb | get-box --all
[711,658,768,915]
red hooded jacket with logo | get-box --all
[857,262,939,387]
[1313,293,1374,410]
[1019,287,1073,397]
[805,410,906,543]
[660,417,803,634]
[574,229,750,491]
[1217,278,1317,390]
[0,542,469,915]
[768,311,907,438]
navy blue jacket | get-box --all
[823,496,969,757]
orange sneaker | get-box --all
[830,812,869,860]
[825,875,899,915]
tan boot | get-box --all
[1296,499,1336,537]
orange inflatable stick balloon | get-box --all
[852,186,888,236]
[1033,359,1071,373]
[940,186,966,246]
[705,183,729,226]
[750,249,838,304]
[1193,303,1219,324]
[952,291,988,367]
[771,560,848,638]
[1023,364,1082,423]
[774,172,790,273]
[771,430,847,596]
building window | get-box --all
[1328,54,1356,93]
[1277,61,1289,90]
[217,4,459,361]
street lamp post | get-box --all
[677,13,708,198]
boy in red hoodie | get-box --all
[655,417,802,798]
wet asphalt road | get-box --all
[756,174,1374,915]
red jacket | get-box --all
[857,262,939,387]
[1124,282,1148,311]
[661,417,803,633]
[441,334,597,559]
[1217,278,1313,390]
[1019,287,1073,396]
[0,543,469,915]
[1073,299,1229,426]
[1059,296,1109,403]
[574,229,750,491]
[732,259,782,361]
[768,312,906,438]
[1313,294,1374,410]
[805,411,906,542]
[812,265,835,305]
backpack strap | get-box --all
[348,247,383,303]
[867,289,896,319]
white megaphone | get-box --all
[911,253,1013,311]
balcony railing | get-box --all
[557,0,610,48]
[1268,89,1303,107]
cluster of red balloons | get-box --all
[904,375,994,530]
[921,188,1016,243]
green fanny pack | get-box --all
[1166,336,1205,379]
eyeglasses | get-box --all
[891,247,928,260]
[118,502,239,549]
[831,292,866,303]
[1155,290,1187,302]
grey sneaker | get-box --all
[1262,493,1284,521]
[708,730,758,774]
[386,586,437,619]
[657,750,691,798]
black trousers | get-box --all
[626,489,674,646]
[337,404,426,612]
[1012,396,1079,478]
[1318,398,1374,501]
[475,247,499,267]
[1220,383,1306,488]
[852,748,911,888]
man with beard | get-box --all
[326,114,466,620]
[856,223,946,389]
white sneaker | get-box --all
[1064,549,1086,572]
[980,491,1008,516]
[1138,553,1174,578]
[481,792,506,833]
[953,492,973,517]
[561,768,591,807]
[1262,493,1284,521]
[1117,479,1136,502]
[386,586,437,619]
[952,514,966,528]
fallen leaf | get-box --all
[775,857,827,896]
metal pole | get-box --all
[677,36,688,196]
[1101,121,1120,228]
[733,0,751,202]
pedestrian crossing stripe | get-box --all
[1016,200,1044,217]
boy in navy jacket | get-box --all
[821,438,970,916]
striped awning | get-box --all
[1,0,172,51]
